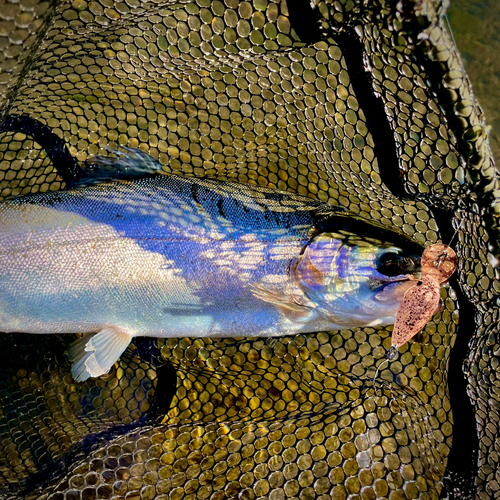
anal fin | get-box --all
[67,327,133,382]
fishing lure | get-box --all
[0,149,423,382]
[373,243,458,384]
[390,243,457,352]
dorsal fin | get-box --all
[66,147,165,189]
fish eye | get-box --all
[376,251,415,277]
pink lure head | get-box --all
[421,244,457,285]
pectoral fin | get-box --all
[251,284,316,323]
[67,326,133,382]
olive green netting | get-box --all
[0,0,497,498]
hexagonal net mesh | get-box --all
[0,0,498,499]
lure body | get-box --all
[0,150,422,380]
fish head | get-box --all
[291,225,422,328]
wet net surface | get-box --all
[0,0,498,499]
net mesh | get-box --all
[0,0,497,498]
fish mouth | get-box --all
[370,272,421,292]
[370,273,422,304]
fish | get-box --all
[0,148,422,382]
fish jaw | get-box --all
[308,280,416,329]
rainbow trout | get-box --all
[0,149,421,381]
